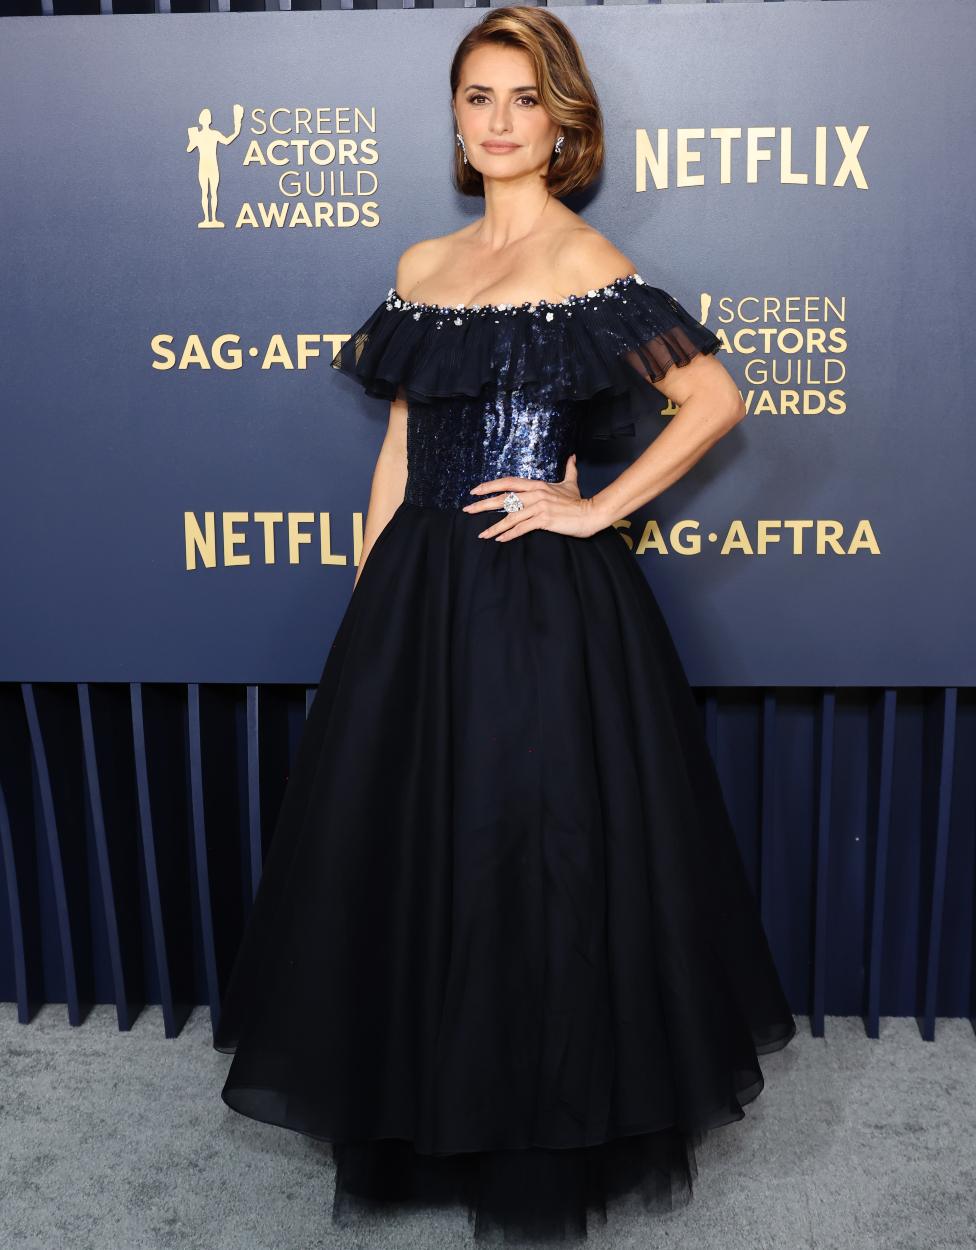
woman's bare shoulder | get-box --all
[553,222,639,293]
[394,225,474,297]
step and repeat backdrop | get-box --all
[1,1,973,685]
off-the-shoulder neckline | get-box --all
[386,271,647,318]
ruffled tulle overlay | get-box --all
[330,273,723,439]
[214,501,796,1243]
[331,1125,702,1245]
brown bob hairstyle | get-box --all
[449,6,605,201]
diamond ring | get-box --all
[502,491,524,513]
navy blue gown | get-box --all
[213,271,796,1244]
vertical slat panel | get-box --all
[702,691,718,761]
[865,688,896,1038]
[129,682,177,1034]
[0,677,969,1030]
[0,685,42,1021]
[810,690,835,1038]
[0,780,35,1022]
[187,683,222,1022]
[918,687,956,1040]
[81,682,146,1029]
[21,683,89,1025]
[246,684,262,896]
[77,682,130,1028]
[759,690,777,921]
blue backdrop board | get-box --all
[1,1,972,685]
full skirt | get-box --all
[213,500,796,1244]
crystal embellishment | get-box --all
[384,272,646,321]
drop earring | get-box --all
[456,130,468,165]
[553,134,564,157]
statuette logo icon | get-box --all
[186,105,244,228]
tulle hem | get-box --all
[216,1019,795,1244]
[331,1126,700,1245]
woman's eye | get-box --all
[466,94,539,107]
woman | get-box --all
[214,6,796,1243]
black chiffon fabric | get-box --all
[332,272,723,439]
[214,271,796,1244]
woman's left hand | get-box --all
[461,455,606,541]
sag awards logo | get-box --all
[184,103,379,230]
[698,290,849,418]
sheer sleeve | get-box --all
[330,297,401,401]
[571,281,723,439]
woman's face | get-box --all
[453,44,560,180]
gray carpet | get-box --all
[1,1005,974,1249]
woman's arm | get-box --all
[587,353,745,528]
[354,241,441,587]
[354,388,408,589]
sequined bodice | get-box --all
[388,276,649,513]
[404,390,581,511]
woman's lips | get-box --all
[482,143,519,152]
